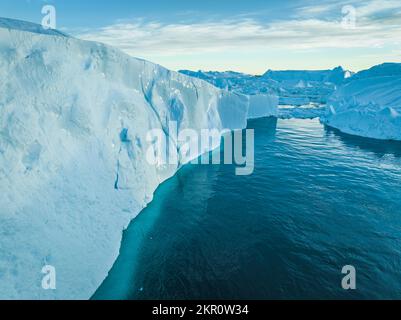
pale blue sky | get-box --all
[1,0,401,73]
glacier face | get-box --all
[179,70,278,118]
[322,63,401,141]
[0,20,250,299]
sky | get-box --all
[1,0,401,74]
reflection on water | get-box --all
[324,125,401,158]
[94,117,401,300]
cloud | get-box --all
[77,0,401,58]
[296,0,401,21]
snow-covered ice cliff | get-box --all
[322,63,401,141]
[0,19,251,299]
[179,70,278,118]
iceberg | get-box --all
[321,63,401,141]
[247,94,278,119]
[0,18,250,299]
[180,67,352,108]
[179,70,278,118]
[262,67,352,106]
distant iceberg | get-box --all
[322,63,401,141]
[181,67,352,107]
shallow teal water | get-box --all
[94,117,401,300]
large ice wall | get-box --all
[0,19,250,299]
[322,63,401,140]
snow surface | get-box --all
[321,63,401,140]
[247,94,278,119]
[0,17,68,37]
[0,19,251,299]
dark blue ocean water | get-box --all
[94,117,401,300]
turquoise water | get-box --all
[94,117,401,300]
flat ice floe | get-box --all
[321,63,401,141]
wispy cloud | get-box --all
[296,0,401,18]
[76,0,401,71]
